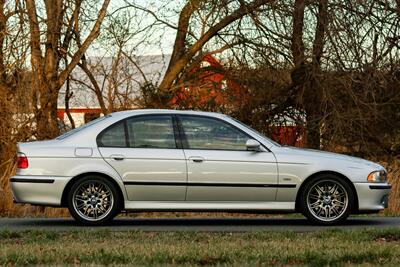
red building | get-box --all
[171,54,247,109]
[171,54,305,147]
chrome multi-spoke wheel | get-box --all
[307,180,348,222]
[300,175,354,225]
[72,181,114,221]
[68,176,120,225]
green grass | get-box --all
[1,229,400,266]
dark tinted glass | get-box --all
[98,122,126,147]
[180,116,248,150]
[126,116,176,149]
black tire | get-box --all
[67,175,121,225]
[299,174,354,225]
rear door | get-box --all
[177,115,278,201]
[98,115,187,201]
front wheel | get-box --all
[299,174,354,225]
[67,176,121,225]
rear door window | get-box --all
[126,116,176,149]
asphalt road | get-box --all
[0,216,400,232]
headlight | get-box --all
[367,170,387,182]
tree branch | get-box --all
[58,0,110,88]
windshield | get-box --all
[56,115,110,140]
[229,117,281,147]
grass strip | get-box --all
[1,228,400,266]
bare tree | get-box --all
[0,0,35,213]
[71,9,155,114]
[26,0,110,139]
[288,0,329,148]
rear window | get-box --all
[97,122,127,147]
[57,115,109,140]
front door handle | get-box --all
[188,156,205,163]
[110,154,125,161]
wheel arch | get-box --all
[295,171,359,213]
[61,172,125,209]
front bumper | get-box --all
[354,182,391,211]
[11,175,71,206]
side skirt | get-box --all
[124,201,296,212]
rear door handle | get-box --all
[188,156,205,163]
[110,154,125,161]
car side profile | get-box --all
[11,109,391,225]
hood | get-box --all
[277,146,382,169]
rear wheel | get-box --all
[67,175,121,225]
[300,174,354,225]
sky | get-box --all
[86,0,182,57]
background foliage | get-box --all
[0,0,399,216]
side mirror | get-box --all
[246,139,261,152]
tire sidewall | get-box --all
[300,174,354,225]
[67,175,121,226]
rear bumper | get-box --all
[354,182,391,211]
[11,175,71,206]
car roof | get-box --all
[110,109,227,119]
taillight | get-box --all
[17,153,28,169]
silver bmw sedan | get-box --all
[11,109,391,225]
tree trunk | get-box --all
[291,0,305,68]
[290,0,328,149]
[65,71,75,129]
[35,81,61,139]
[304,0,328,149]
[304,101,322,149]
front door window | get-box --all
[180,116,248,150]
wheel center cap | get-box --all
[323,196,331,205]
[90,197,97,205]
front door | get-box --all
[178,115,278,201]
[98,115,187,201]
